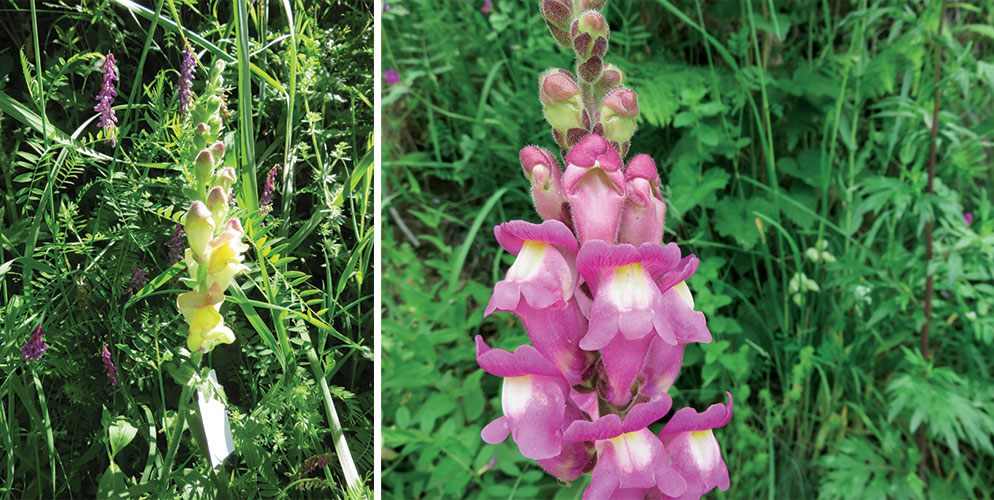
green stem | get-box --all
[304,341,360,488]
[158,351,203,490]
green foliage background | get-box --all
[382,0,994,498]
[0,0,372,497]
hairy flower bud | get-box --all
[210,141,226,161]
[520,146,568,222]
[194,149,215,189]
[572,11,609,81]
[184,201,215,260]
[540,0,573,47]
[579,0,607,10]
[562,134,625,244]
[215,167,238,192]
[206,187,229,228]
[599,87,639,150]
[596,63,625,95]
[539,70,586,149]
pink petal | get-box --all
[563,136,626,244]
[660,393,733,435]
[637,337,685,399]
[576,240,640,294]
[622,396,673,432]
[494,219,578,256]
[656,254,699,293]
[514,300,592,384]
[474,335,563,378]
[481,416,511,444]
[599,334,653,407]
[618,155,667,246]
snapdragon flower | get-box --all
[477,1,734,497]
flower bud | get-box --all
[194,149,215,188]
[572,11,609,81]
[206,187,229,228]
[540,0,573,48]
[210,141,226,161]
[599,87,639,147]
[194,122,211,149]
[540,70,586,148]
[184,201,215,259]
[579,0,607,10]
[215,167,237,192]
[618,154,666,245]
[520,146,568,222]
[596,63,625,95]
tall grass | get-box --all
[0,0,373,497]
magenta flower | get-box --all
[385,69,400,85]
[564,396,687,499]
[476,336,573,460]
[102,344,120,386]
[484,220,591,383]
[177,45,196,115]
[619,154,666,245]
[520,146,568,223]
[964,212,974,227]
[658,394,734,497]
[94,53,119,146]
[562,134,626,245]
[481,0,493,14]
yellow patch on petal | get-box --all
[672,281,694,307]
[608,263,652,309]
[609,431,654,473]
[689,430,719,470]
[508,241,548,281]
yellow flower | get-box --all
[177,285,234,352]
[184,201,215,260]
[186,218,249,291]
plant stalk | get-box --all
[158,351,203,490]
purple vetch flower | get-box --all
[299,454,332,477]
[168,224,186,265]
[178,45,196,115]
[127,266,149,296]
[101,344,120,386]
[385,69,400,85]
[21,324,48,362]
[260,164,281,215]
[94,53,119,146]
[964,212,974,227]
[481,0,493,14]
[383,3,390,11]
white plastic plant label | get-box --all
[196,370,235,468]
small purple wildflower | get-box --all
[178,46,196,115]
[94,53,119,146]
[964,212,974,227]
[383,3,390,11]
[102,344,120,386]
[126,266,149,296]
[385,69,400,85]
[260,164,281,215]
[167,224,186,265]
[21,324,48,362]
[481,0,493,15]
[299,454,332,477]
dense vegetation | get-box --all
[382,0,994,498]
[0,0,372,497]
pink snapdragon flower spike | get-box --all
[659,394,734,498]
[520,146,568,223]
[565,396,688,499]
[476,336,572,460]
[563,134,626,244]
[619,154,667,246]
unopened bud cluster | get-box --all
[478,2,733,498]
[175,61,247,353]
[538,0,638,156]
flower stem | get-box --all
[158,351,203,491]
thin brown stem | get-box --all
[918,0,944,481]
